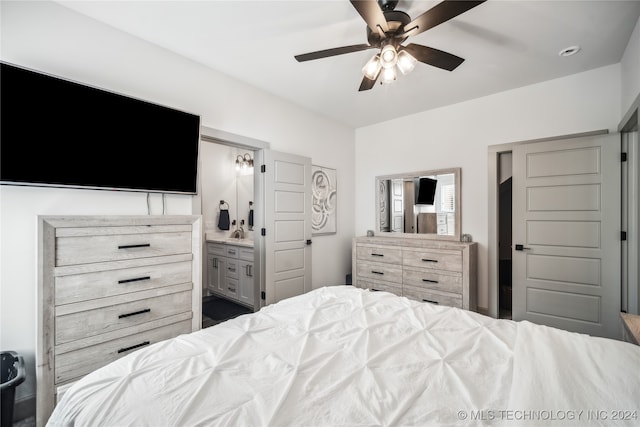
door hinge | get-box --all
[261,291,266,300]
[622,152,628,162]
[261,164,266,173]
[261,228,266,236]
[622,231,627,241]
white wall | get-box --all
[0,0,355,406]
[355,63,623,311]
[621,16,640,115]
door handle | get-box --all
[514,244,531,251]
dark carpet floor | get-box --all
[202,297,252,322]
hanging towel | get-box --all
[248,209,254,228]
[218,209,230,230]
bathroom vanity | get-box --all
[206,237,254,308]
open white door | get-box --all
[512,133,621,339]
[259,149,312,305]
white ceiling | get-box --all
[56,0,640,128]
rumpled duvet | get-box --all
[48,286,640,426]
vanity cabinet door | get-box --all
[238,260,254,307]
[207,254,226,296]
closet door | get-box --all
[512,133,621,339]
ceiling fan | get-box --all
[294,0,486,91]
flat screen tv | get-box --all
[415,177,437,205]
[1,62,200,194]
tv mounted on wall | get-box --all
[1,62,200,194]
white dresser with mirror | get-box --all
[354,167,477,310]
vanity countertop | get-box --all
[205,233,254,248]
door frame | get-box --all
[486,129,609,319]
[619,92,640,315]
[196,126,270,311]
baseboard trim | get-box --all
[13,395,36,423]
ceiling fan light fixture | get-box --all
[380,44,398,68]
[362,54,382,80]
[397,50,417,75]
[381,66,397,84]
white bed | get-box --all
[48,286,640,426]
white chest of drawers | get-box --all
[37,215,202,426]
[352,236,477,310]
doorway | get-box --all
[196,127,270,328]
[488,130,621,337]
[497,153,512,319]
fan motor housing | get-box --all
[366,10,411,47]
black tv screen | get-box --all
[1,62,200,194]
[415,177,437,205]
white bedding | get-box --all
[48,286,640,426]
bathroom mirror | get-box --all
[200,143,254,239]
[375,167,461,241]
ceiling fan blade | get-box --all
[358,74,378,91]
[295,44,376,62]
[402,0,486,37]
[350,0,389,34]
[402,44,465,71]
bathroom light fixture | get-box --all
[235,153,254,171]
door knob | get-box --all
[514,244,531,251]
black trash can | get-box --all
[1,351,26,427]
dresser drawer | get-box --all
[55,257,192,305]
[356,244,402,264]
[356,260,403,284]
[355,279,402,297]
[403,267,462,294]
[402,248,462,272]
[225,246,240,258]
[403,286,462,308]
[207,243,226,256]
[55,286,192,344]
[55,319,192,384]
[226,278,239,298]
[56,228,192,266]
[226,259,239,279]
[238,247,254,262]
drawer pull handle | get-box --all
[228,266,236,272]
[371,288,381,292]
[118,308,151,319]
[228,287,236,292]
[422,299,439,304]
[422,279,439,284]
[118,276,151,284]
[421,258,438,263]
[118,243,151,250]
[118,341,150,354]
[371,271,384,275]
[371,253,384,257]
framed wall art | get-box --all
[311,165,337,235]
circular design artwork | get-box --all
[311,168,337,232]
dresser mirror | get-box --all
[375,167,461,241]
